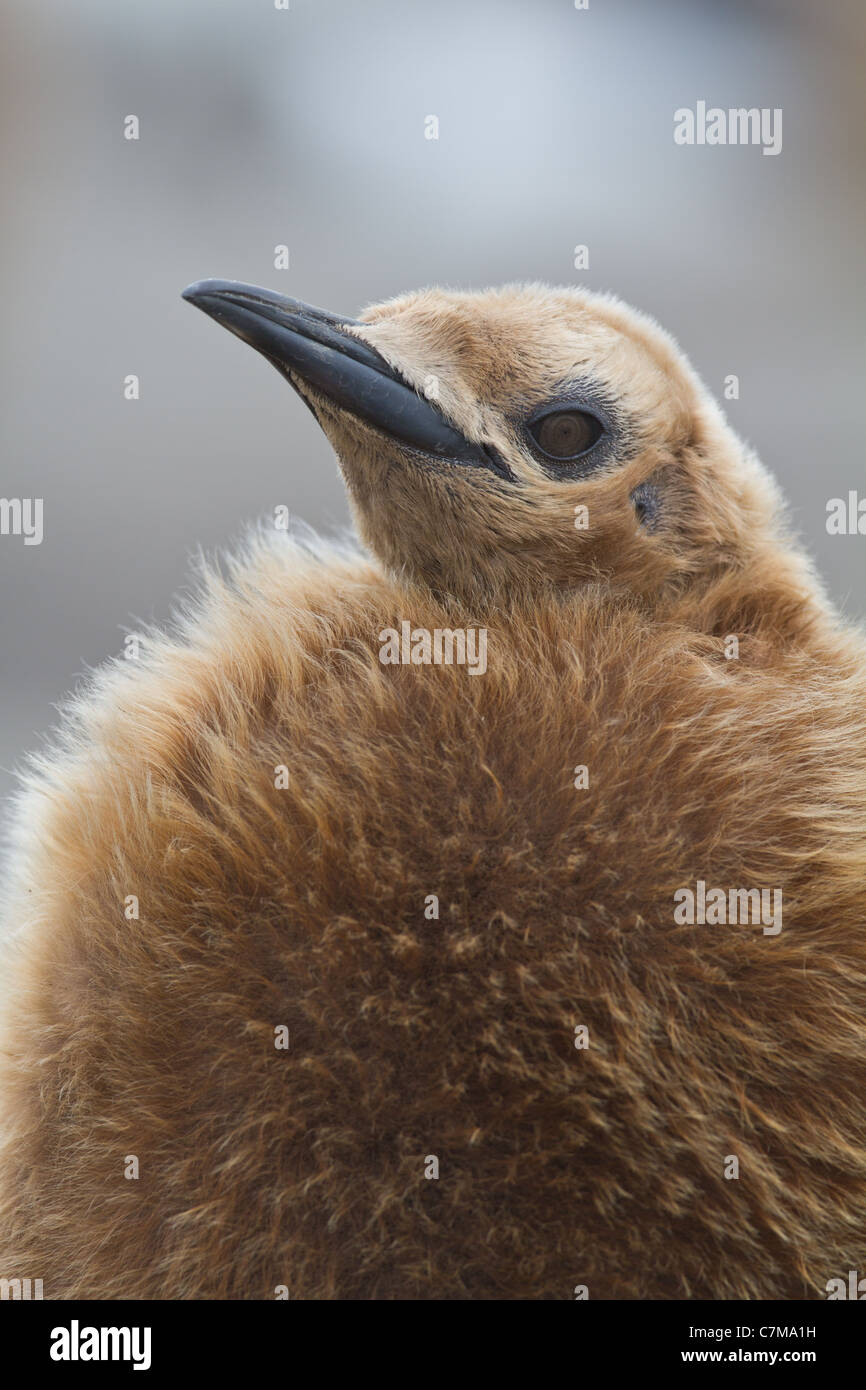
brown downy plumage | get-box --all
[1,281,865,1301]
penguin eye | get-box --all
[528,408,604,460]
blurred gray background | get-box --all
[1,0,865,814]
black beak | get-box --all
[181,279,498,470]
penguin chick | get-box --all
[1,281,865,1302]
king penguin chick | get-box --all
[2,281,866,1302]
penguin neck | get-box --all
[669,541,846,661]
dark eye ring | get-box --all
[528,407,605,461]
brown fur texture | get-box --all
[1,284,866,1300]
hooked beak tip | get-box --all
[183,278,237,304]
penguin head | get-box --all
[182,280,794,615]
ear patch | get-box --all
[630,481,661,532]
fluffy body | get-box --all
[1,284,866,1299]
